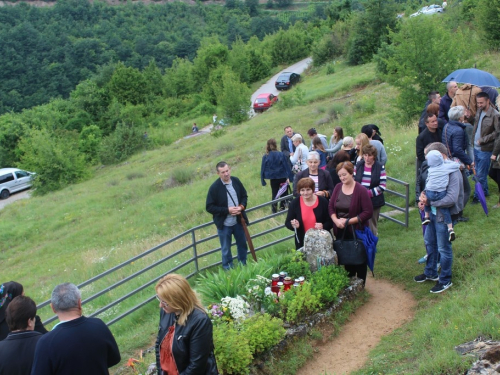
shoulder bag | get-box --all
[334,220,367,266]
[291,147,303,175]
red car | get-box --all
[253,93,278,112]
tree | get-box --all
[192,37,229,90]
[476,0,500,48]
[107,63,148,105]
[347,0,396,65]
[17,127,89,195]
[212,66,251,124]
[375,17,475,122]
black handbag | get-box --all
[334,224,367,266]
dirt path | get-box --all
[296,276,416,375]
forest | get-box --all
[0,0,497,195]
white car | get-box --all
[0,168,35,199]
[410,4,443,17]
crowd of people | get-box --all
[414,82,500,293]
[1,274,218,375]
[266,124,387,285]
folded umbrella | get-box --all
[355,226,378,276]
[472,167,489,216]
[275,181,290,199]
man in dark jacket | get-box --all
[472,92,500,201]
[416,114,442,201]
[0,296,42,375]
[280,126,297,159]
[418,91,441,133]
[206,162,248,270]
[30,283,121,375]
[438,81,458,122]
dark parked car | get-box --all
[253,93,278,112]
[275,72,300,90]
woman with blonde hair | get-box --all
[155,274,218,375]
[354,133,370,164]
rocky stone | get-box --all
[455,337,500,374]
[301,229,337,272]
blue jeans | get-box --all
[424,190,451,225]
[474,148,492,197]
[424,213,453,284]
[217,223,248,270]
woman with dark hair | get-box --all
[285,177,333,249]
[311,136,327,169]
[0,281,47,341]
[326,150,351,189]
[261,138,292,213]
[326,126,344,159]
[155,274,218,375]
[329,162,373,284]
[354,144,386,236]
[0,295,42,374]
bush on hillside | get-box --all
[98,122,145,164]
[375,16,477,123]
[17,128,90,195]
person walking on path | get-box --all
[206,162,249,270]
[261,138,292,213]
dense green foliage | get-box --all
[375,16,476,121]
[0,0,291,113]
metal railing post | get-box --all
[191,229,199,274]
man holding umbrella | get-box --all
[471,92,500,203]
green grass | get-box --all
[2,53,500,374]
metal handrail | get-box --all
[38,177,410,327]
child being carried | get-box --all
[422,150,460,242]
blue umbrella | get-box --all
[472,167,489,216]
[442,68,500,88]
[355,227,378,276]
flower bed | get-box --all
[196,250,355,375]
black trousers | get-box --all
[270,178,287,213]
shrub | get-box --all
[277,87,306,110]
[241,313,286,354]
[326,63,336,75]
[280,250,312,280]
[171,167,194,185]
[312,34,338,67]
[98,122,145,164]
[353,96,376,116]
[310,265,350,304]
[279,282,321,324]
[78,125,102,164]
[213,323,252,375]
[17,128,90,195]
[329,102,345,119]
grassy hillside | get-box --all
[2,56,500,373]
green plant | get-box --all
[310,265,350,304]
[326,63,336,75]
[171,167,194,185]
[328,102,345,119]
[98,122,145,164]
[241,313,286,354]
[280,250,312,280]
[352,95,376,116]
[213,323,252,375]
[279,282,321,324]
[210,126,226,138]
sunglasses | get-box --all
[155,295,168,307]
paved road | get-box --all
[0,189,31,211]
[250,57,312,107]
